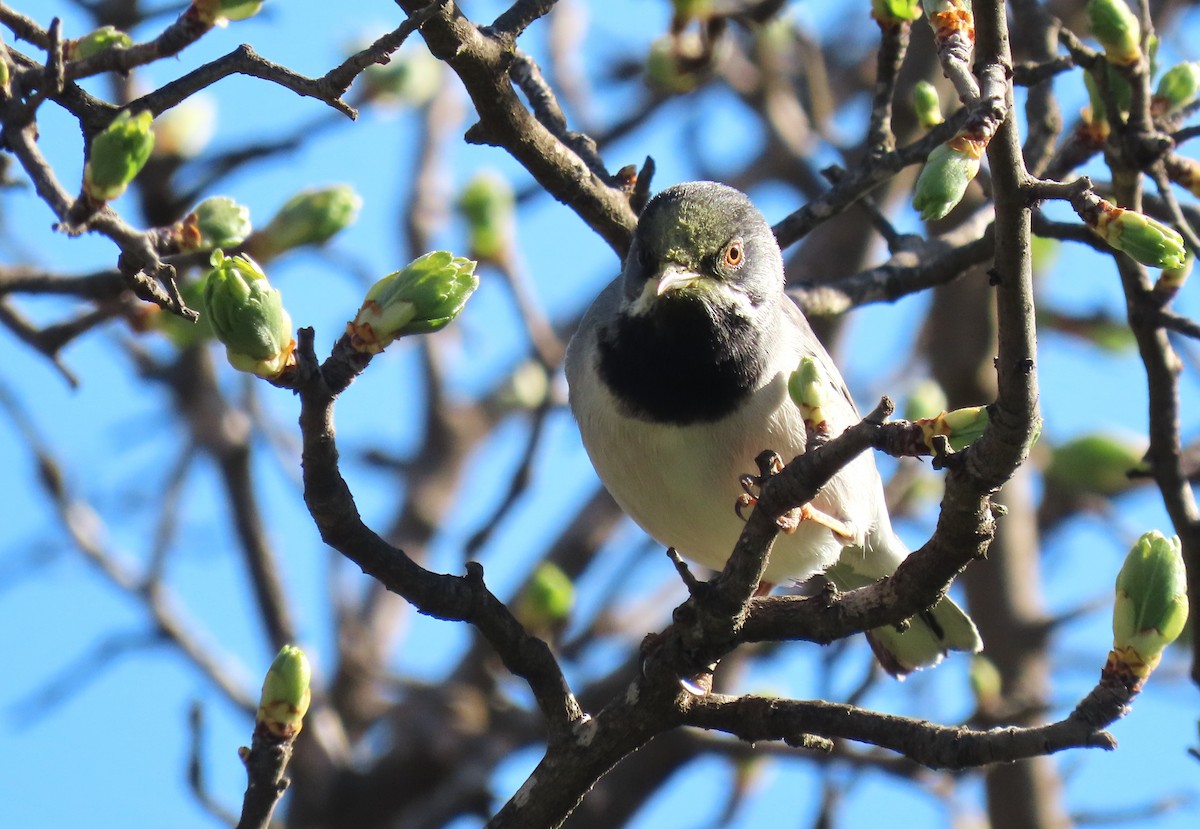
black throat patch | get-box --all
[597,296,768,425]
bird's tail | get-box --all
[864,596,981,677]
[825,561,982,677]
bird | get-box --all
[565,181,981,675]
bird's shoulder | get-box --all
[566,278,622,371]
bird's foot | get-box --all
[778,503,855,542]
[735,452,786,520]
[638,631,717,696]
[735,490,757,520]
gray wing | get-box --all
[564,277,623,411]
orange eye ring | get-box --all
[723,239,744,269]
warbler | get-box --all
[566,181,980,674]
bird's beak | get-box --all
[655,264,702,297]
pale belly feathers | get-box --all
[572,357,889,585]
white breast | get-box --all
[567,290,892,586]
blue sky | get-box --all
[2,1,1199,827]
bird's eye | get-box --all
[723,239,744,270]
[636,243,653,272]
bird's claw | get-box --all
[735,492,757,521]
[794,503,856,541]
[678,663,716,697]
[776,506,803,532]
[761,452,785,476]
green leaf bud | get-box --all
[185,196,252,251]
[912,134,985,221]
[347,251,478,353]
[1153,62,1200,115]
[83,110,155,202]
[152,95,217,159]
[497,359,551,410]
[788,356,830,434]
[515,562,575,633]
[1045,433,1146,497]
[1146,33,1160,78]
[253,185,362,260]
[457,172,515,263]
[942,405,990,450]
[1111,530,1189,677]
[872,0,923,24]
[672,0,715,23]
[1088,0,1141,66]
[359,47,442,107]
[645,34,707,95]
[1086,200,1187,270]
[1081,64,1131,137]
[1038,308,1135,352]
[202,250,295,379]
[912,80,944,129]
[968,655,1003,709]
[193,0,263,26]
[902,378,948,422]
[1082,69,1107,127]
[68,26,132,61]
[917,405,989,452]
[256,645,312,740]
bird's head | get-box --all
[620,181,784,320]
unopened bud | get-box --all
[359,47,442,107]
[251,185,362,260]
[152,95,217,159]
[1110,530,1189,681]
[1045,432,1146,497]
[181,196,251,251]
[645,34,708,95]
[913,81,944,129]
[1088,0,1141,66]
[347,251,478,353]
[256,645,312,740]
[67,26,132,61]
[902,378,948,422]
[916,405,989,452]
[788,356,830,436]
[457,172,514,263]
[1153,62,1200,115]
[83,110,155,202]
[1083,70,1107,127]
[498,359,550,410]
[1082,197,1187,270]
[202,250,295,379]
[192,0,263,26]
[1081,64,1131,135]
[671,0,715,23]
[872,0,923,25]
[912,133,985,221]
[968,655,1003,710]
[515,562,575,633]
